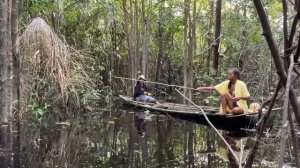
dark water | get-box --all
[20,106,289,168]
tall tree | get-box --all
[141,0,149,76]
[6,0,14,167]
[211,0,221,76]
[155,0,164,85]
[246,0,300,167]
[183,0,195,103]
[0,0,8,121]
[206,0,214,75]
[122,0,139,89]
[0,0,8,167]
[11,0,21,167]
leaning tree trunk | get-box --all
[251,0,300,128]
[211,0,221,76]
[278,55,293,167]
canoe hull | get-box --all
[119,95,258,130]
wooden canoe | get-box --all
[119,95,259,130]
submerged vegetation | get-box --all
[0,0,299,167]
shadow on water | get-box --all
[19,102,282,168]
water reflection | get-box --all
[19,109,276,168]
[135,112,151,137]
[118,111,251,168]
[216,131,250,168]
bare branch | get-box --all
[278,55,294,167]
[245,80,283,168]
[288,108,300,167]
[287,14,299,51]
[252,0,300,130]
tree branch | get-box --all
[283,0,288,59]
[278,55,294,167]
[252,0,287,81]
[256,81,283,124]
[245,80,282,168]
[252,0,300,129]
[288,108,300,168]
[291,0,300,61]
[287,14,299,51]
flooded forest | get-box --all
[0,0,300,167]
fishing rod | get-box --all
[111,75,198,91]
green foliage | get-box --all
[82,89,101,106]
[27,93,50,124]
[203,95,219,106]
[21,0,283,108]
[194,73,226,106]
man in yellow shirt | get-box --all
[196,68,250,115]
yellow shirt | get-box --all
[214,80,250,113]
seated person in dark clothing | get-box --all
[134,75,161,105]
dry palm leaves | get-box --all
[20,17,92,109]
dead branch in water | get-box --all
[175,89,242,168]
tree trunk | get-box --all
[288,108,300,168]
[0,0,8,167]
[292,1,300,62]
[134,0,140,74]
[11,3,20,165]
[0,0,8,122]
[183,0,189,103]
[122,0,136,90]
[6,0,13,167]
[183,0,193,104]
[246,0,300,167]
[141,0,149,76]
[192,0,197,75]
[206,0,214,75]
[211,0,221,76]
[155,0,164,86]
[245,80,283,168]
[252,0,300,128]
[278,55,293,167]
[282,0,288,58]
